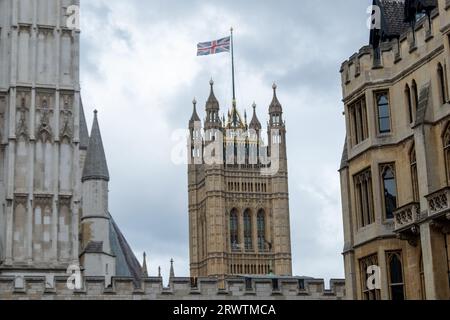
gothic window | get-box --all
[410,145,419,202]
[405,84,414,124]
[354,168,375,228]
[412,80,419,117]
[244,210,253,251]
[230,209,239,250]
[376,91,391,134]
[360,254,380,300]
[257,210,266,252]
[438,63,447,105]
[349,95,368,146]
[381,164,398,220]
[444,124,450,184]
[387,251,405,300]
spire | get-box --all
[142,252,148,277]
[79,99,89,150]
[158,266,162,278]
[82,110,110,182]
[206,79,219,111]
[169,258,175,278]
[189,98,200,126]
[249,102,262,130]
[227,100,245,129]
[269,83,283,114]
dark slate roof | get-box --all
[82,111,110,182]
[340,139,349,170]
[206,80,219,111]
[370,0,410,45]
[84,241,104,253]
[249,103,262,130]
[189,100,201,125]
[269,84,283,114]
[109,213,143,287]
[79,99,89,150]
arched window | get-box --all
[444,125,450,184]
[257,210,266,252]
[243,210,253,251]
[410,145,419,202]
[438,63,447,105]
[405,84,413,124]
[412,80,419,117]
[381,164,397,219]
[387,252,405,300]
[376,92,391,134]
[230,209,239,250]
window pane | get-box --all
[383,170,397,219]
[378,104,389,117]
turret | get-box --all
[204,80,221,131]
[80,110,116,286]
[268,83,287,166]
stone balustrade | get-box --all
[426,187,450,217]
[393,202,420,231]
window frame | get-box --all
[353,167,375,228]
[380,163,398,220]
[386,251,406,300]
[360,254,381,300]
[348,94,369,146]
[374,90,392,135]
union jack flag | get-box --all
[197,36,231,56]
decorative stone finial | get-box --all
[272,83,277,91]
[252,102,257,110]
[210,78,214,87]
[193,98,197,105]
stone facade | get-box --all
[340,0,450,300]
[188,82,292,283]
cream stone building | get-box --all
[188,81,292,283]
[340,0,450,300]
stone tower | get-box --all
[0,0,82,281]
[0,0,143,287]
[188,81,292,282]
[80,110,116,286]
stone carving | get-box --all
[37,99,53,143]
[16,98,29,140]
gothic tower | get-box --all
[188,81,292,282]
[0,0,82,281]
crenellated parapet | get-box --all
[0,276,346,300]
[340,4,449,102]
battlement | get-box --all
[340,4,450,102]
[0,276,345,300]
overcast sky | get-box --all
[79,0,372,283]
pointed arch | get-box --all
[410,144,419,202]
[380,163,397,219]
[443,123,450,184]
[438,63,447,105]
[405,84,413,123]
[243,209,253,251]
[412,80,419,120]
[257,209,266,252]
[386,251,405,300]
[230,208,239,251]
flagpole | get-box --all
[231,27,236,104]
